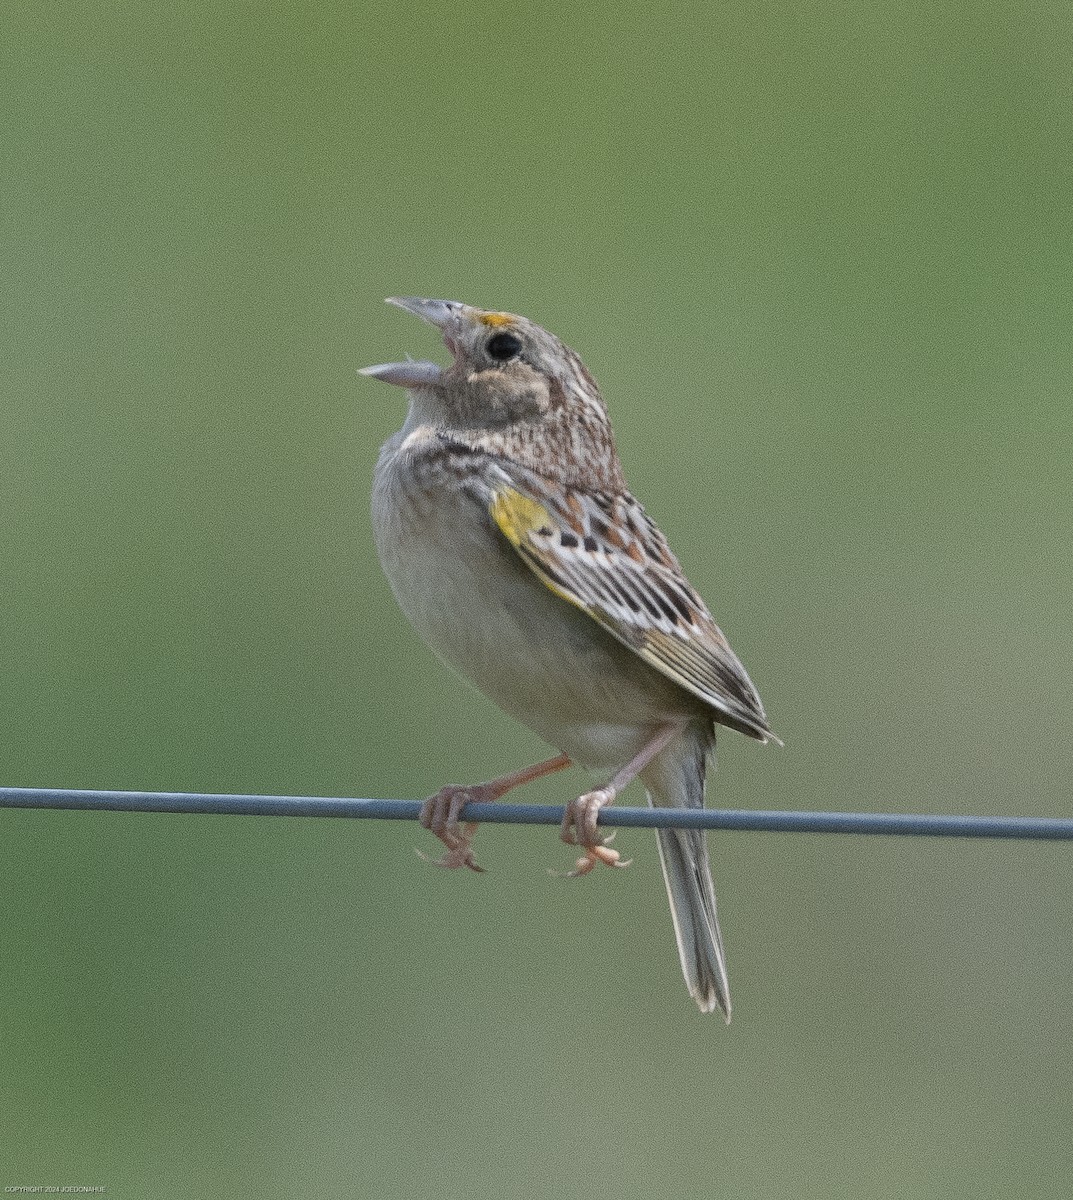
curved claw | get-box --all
[415,846,486,873]
[548,842,632,878]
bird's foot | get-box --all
[554,789,632,877]
[418,784,497,873]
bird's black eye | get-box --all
[486,331,523,362]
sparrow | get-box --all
[362,297,776,1018]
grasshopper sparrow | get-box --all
[362,297,776,1018]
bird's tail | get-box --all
[644,724,731,1020]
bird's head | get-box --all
[361,297,622,486]
[362,296,600,422]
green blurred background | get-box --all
[2,2,1071,1196]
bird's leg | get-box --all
[419,753,572,872]
[559,723,684,878]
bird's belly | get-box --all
[372,467,692,769]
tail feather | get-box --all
[644,722,731,1020]
[654,825,731,1020]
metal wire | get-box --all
[1,787,1071,839]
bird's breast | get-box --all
[371,440,696,769]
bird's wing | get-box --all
[486,476,775,742]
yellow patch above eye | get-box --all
[479,312,516,328]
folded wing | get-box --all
[487,477,776,742]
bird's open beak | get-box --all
[385,296,466,328]
[358,296,469,388]
[358,359,444,388]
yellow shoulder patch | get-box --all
[490,487,552,547]
[479,311,516,328]
[489,486,590,614]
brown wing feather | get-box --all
[488,480,775,742]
